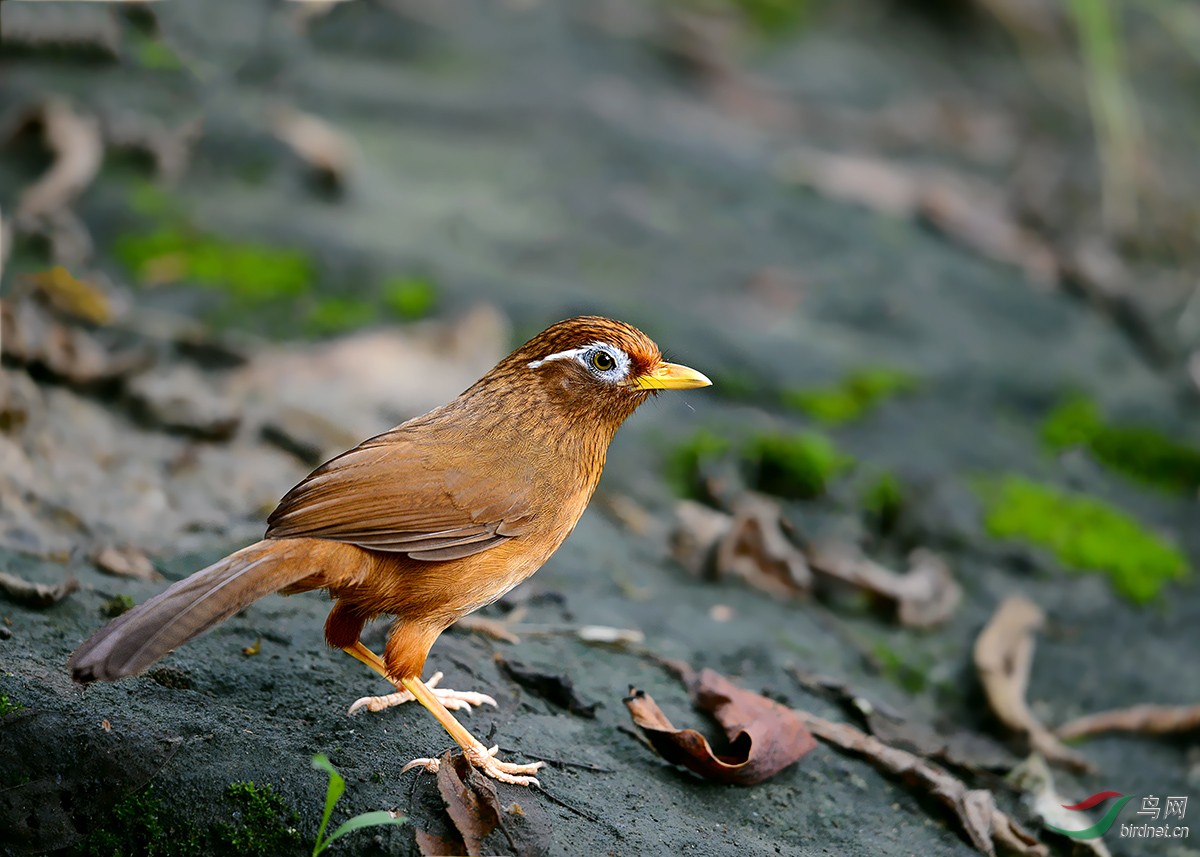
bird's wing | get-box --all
[265,430,537,561]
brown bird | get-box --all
[68,316,710,785]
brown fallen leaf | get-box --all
[807,543,961,628]
[268,104,356,191]
[21,266,111,324]
[0,571,78,608]
[973,597,1092,772]
[800,712,1047,857]
[15,100,103,267]
[1056,703,1200,741]
[93,546,160,582]
[788,668,1016,775]
[672,496,811,599]
[625,668,816,785]
[433,751,514,857]
[1,297,146,386]
[496,655,598,718]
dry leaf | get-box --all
[436,751,504,856]
[973,597,1092,771]
[1056,704,1200,741]
[15,100,103,267]
[496,656,598,718]
[93,546,160,582]
[807,543,960,628]
[21,266,111,324]
[625,668,815,785]
[453,614,522,644]
[0,572,78,608]
[673,497,811,598]
[1,297,145,386]
[1009,755,1111,857]
[800,712,1047,857]
[241,637,262,657]
[125,365,241,440]
[269,105,356,190]
[774,148,1057,286]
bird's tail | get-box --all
[69,539,324,683]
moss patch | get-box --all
[746,432,854,499]
[305,296,377,335]
[862,471,904,534]
[76,782,302,857]
[100,594,135,618]
[978,476,1187,603]
[666,430,732,499]
[783,368,918,425]
[382,275,437,321]
[115,227,314,301]
[1042,396,1200,495]
[0,694,24,717]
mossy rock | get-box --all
[977,476,1188,604]
[1042,396,1200,495]
[782,367,918,425]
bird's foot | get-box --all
[347,671,497,715]
[402,744,545,787]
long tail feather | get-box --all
[69,539,318,682]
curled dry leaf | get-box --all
[672,497,811,599]
[15,99,103,267]
[625,668,815,785]
[1009,755,1111,857]
[800,712,1047,857]
[807,543,960,628]
[0,571,78,608]
[93,545,160,582]
[774,148,1057,286]
[1,296,145,386]
[973,597,1092,772]
[496,655,598,718]
[433,750,504,856]
[1056,703,1200,741]
[268,104,356,190]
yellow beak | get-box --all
[633,361,713,391]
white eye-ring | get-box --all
[528,342,631,383]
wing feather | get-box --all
[265,429,537,561]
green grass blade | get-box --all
[310,754,346,856]
[323,811,408,849]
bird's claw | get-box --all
[401,745,544,786]
[347,671,498,716]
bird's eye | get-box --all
[590,350,616,372]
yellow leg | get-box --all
[340,644,498,715]
[399,676,545,787]
[343,641,391,680]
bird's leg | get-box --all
[341,642,497,715]
[397,675,546,787]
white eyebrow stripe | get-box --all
[527,343,599,369]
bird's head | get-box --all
[474,316,711,428]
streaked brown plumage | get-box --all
[68,316,710,785]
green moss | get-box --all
[1042,396,1200,494]
[746,432,853,499]
[218,782,302,856]
[76,782,301,857]
[783,368,918,425]
[100,594,136,618]
[77,786,204,857]
[862,471,904,534]
[382,275,437,321]
[870,641,929,694]
[667,429,733,498]
[978,476,1188,603]
[0,694,24,716]
[115,227,314,301]
[306,296,376,335]
[132,35,183,71]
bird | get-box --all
[68,316,710,786]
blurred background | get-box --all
[1,1,1198,855]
